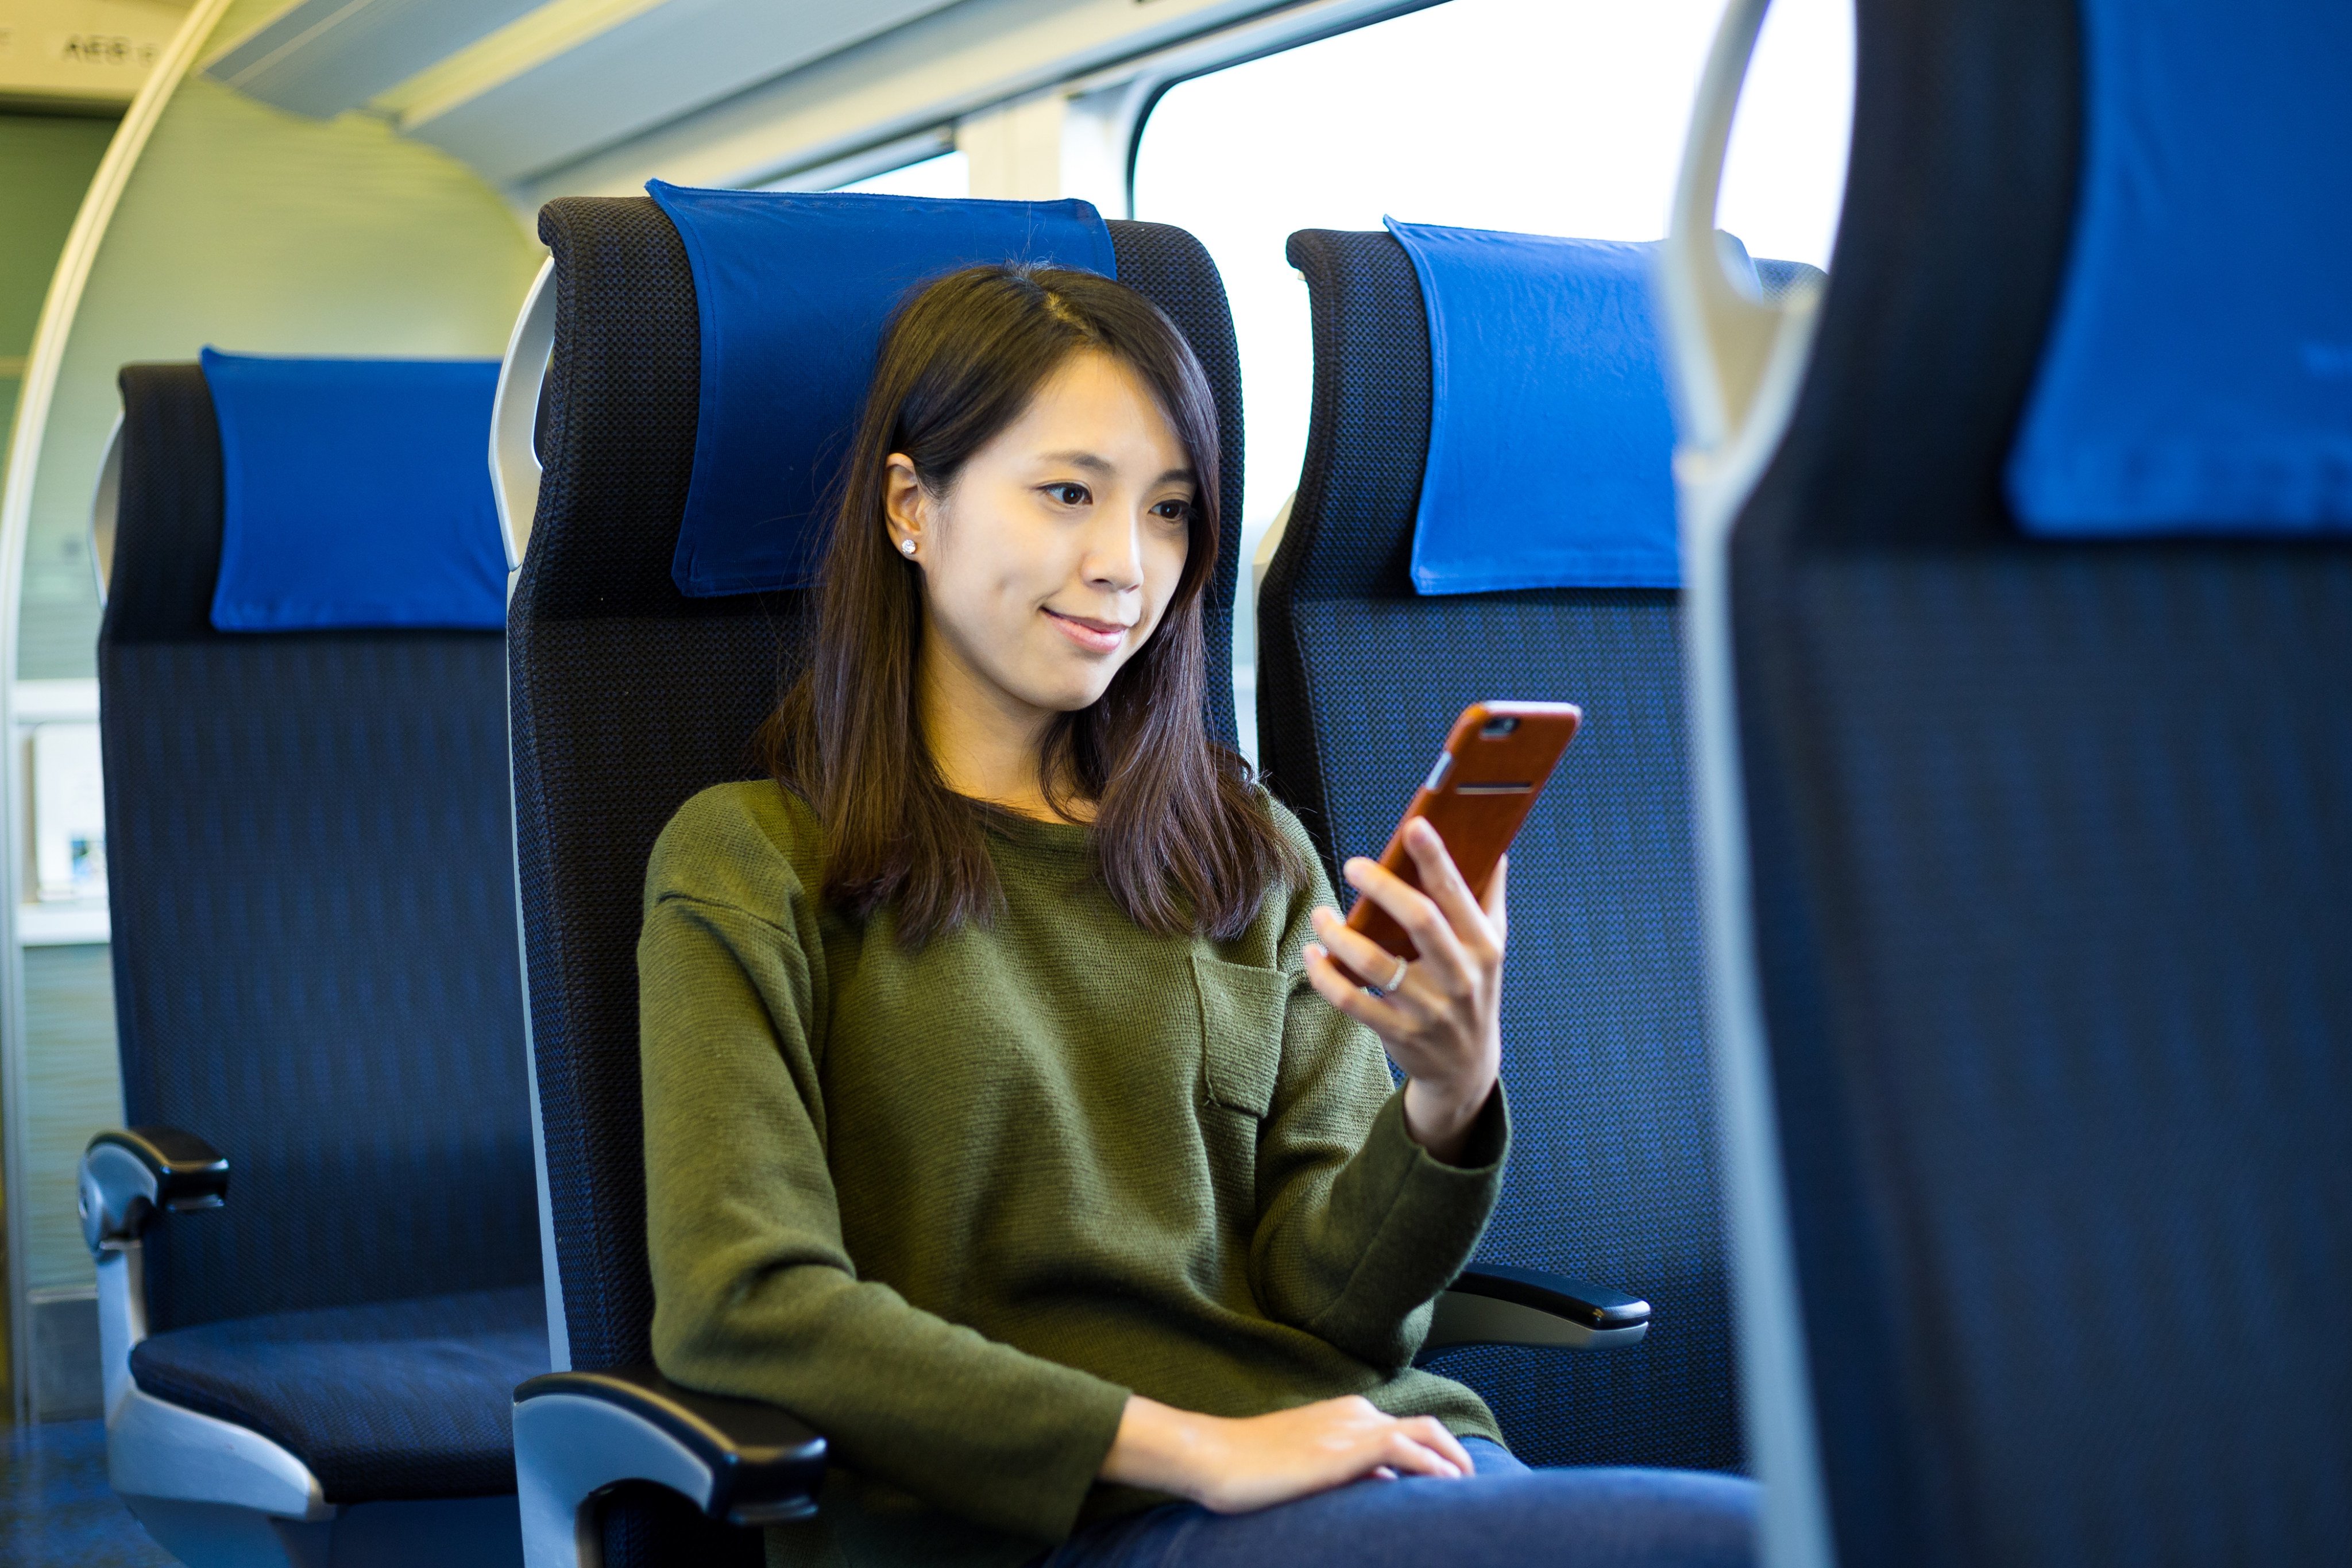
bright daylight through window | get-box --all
[840,149,972,198]
[1132,0,1855,759]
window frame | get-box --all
[1106,0,1455,215]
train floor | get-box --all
[1,1417,175,1567]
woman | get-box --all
[639,264,1755,1567]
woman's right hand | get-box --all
[1100,1393,1474,1513]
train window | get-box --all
[1132,0,1852,757]
[839,148,971,198]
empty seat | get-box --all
[1258,223,1767,1472]
[84,356,543,1567]
[125,1289,545,1500]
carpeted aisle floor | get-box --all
[0,1418,175,1567]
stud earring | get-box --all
[900,538,917,556]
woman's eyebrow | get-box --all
[1036,453,1197,488]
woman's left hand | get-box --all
[1303,818,1506,1164]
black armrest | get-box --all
[79,1127,230,1252]
[1422,1265,1651,1355]
[514,1366,827,1528]
[1452,1265,1650,1331]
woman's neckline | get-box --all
[971,799,1092,854]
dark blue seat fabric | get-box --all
[2003,0,2352,534]
[1752,259,1825,303]
[198,349,508,630]
[509,196,1254,1566]
[129,1287,545,1501]
[1380,220,1683,594]
[100,363,544,1502]
[644,182,1121,594]
[1257,229,1738,1473]
[1718,0,2352,1561]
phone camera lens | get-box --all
[1480,716,1520,737]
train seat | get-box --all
[499,189,1253,1568]
[80,357,545,1567]
[1257,221,1813,1473]
[1666,0,2352,1562]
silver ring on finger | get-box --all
[1384,954,1410,993]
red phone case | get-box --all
[1340,701,1582,978]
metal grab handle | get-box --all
[90,412,123,607]
[1658,0,1825,516]
[491,257,557,573]
[1661,7,1840,1568]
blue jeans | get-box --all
[1038,1440,1757,1568]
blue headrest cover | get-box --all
[1385,219,1749,593]
[199,348,505,632]
[2007,0,2352,535]
[645,181,1118,597]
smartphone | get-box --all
[1341,701,1582,976]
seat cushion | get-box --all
[129,1285,547,1502]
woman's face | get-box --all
[887,349,1195,724]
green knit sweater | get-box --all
[639,781,1509,1567]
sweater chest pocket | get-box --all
[1191,952,1291,1118]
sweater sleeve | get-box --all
[639,799,1130,1543]
[1245,826,1511,1373]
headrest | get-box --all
[644,181,1118,597]
[2006,0,2352,535]
[1385,219,1756,594]
[199,348,506,632]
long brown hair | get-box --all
[761,264,1305,945]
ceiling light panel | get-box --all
[203,0,547,118]
[387,0,964,186]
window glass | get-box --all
[839,148,970,198]
[1131,0,1853,759]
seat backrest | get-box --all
[1257,227,1739,1472]
[511,197,1251,1384]
[1700,0,2352,1560]
[99,363,538,1332]
[511,196,1252,1565]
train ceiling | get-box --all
[196,0,1308,197]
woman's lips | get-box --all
[1043,608,1130,654]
